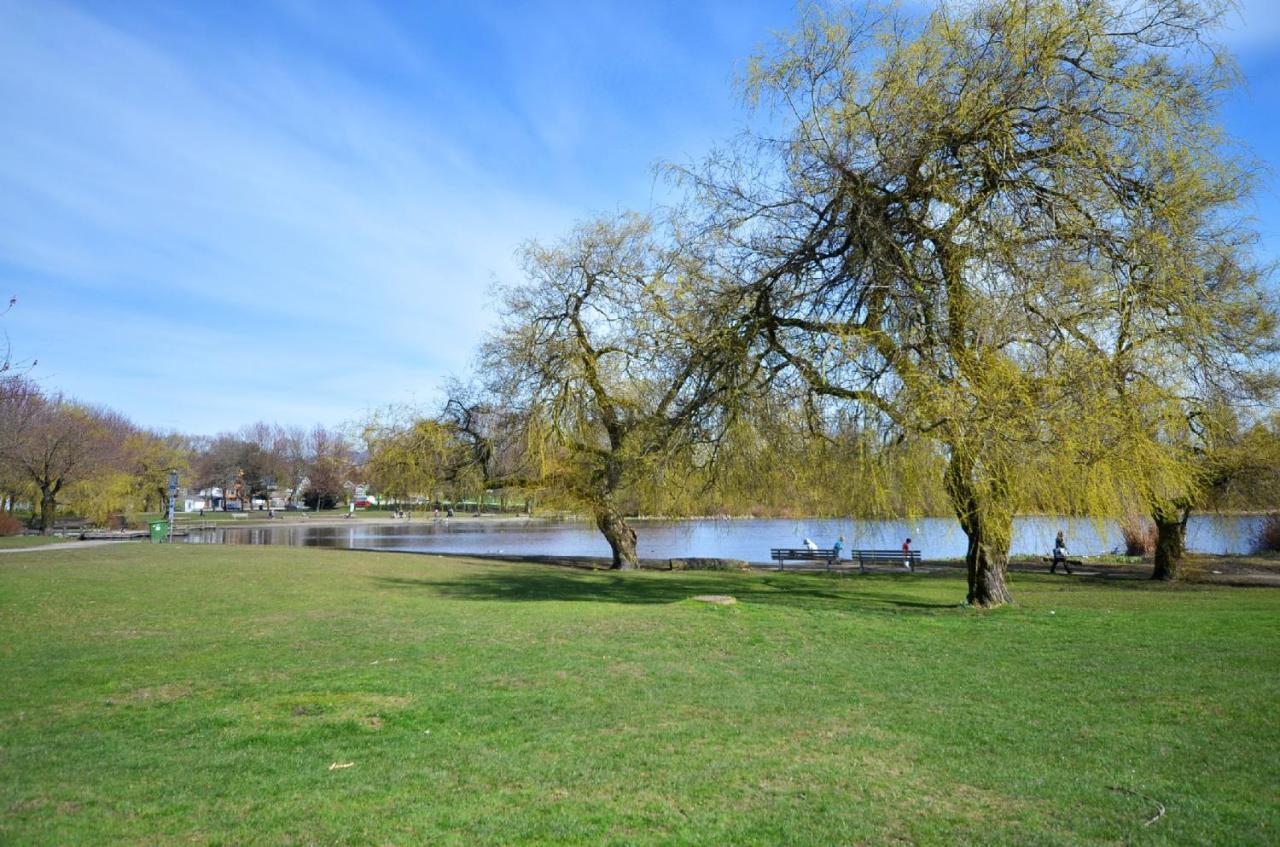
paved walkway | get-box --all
[0,539,144,554]
[4,541,1277,587]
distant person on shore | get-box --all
[1050,530,1072,574]
[902,538,912,570]
[833,535,844,561]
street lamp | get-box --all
[167,469,178,543]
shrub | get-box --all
[1254,513,1280,553]
[668,558,749,571]
[303,491,340,510]
[0,514,23,536]
[1119,515,1156,557]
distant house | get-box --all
[184,487,223,512]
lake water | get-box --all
[183,513,1267,561]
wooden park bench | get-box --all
[770,547,839,570]
[850,549,922,573]
[770,548,924,573]
[52,518,89,530]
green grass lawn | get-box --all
[1,546,1276,845]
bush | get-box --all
[303,491,339,510]
[1120,515,1156,557]
[668,558,749,571]
[1254,513,1280,553]
[0,514,22,536]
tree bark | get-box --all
[1151,505,1187,581]
[946,453,1014,607]
[594,502,639,569]
[39,487,56,534]
[962,517,1014,607]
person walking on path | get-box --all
[902,537,913,570]
[1050,530,1072,574]
[833,535,844,561]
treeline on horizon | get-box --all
[5,2,1280,607]
[2,364,1278,529]
[0,374,967,525]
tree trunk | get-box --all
[594,502,639,570]
[1151,505,1187,581]
[962,516,1014,607]
[946,452,1014,608]
[39,487,56,534]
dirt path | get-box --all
[6,540,1278,587]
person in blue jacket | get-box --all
[1050,530,1072,574]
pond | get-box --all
[183,513,1268,561]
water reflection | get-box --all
[183,513,1265,561]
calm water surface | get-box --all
[185,514,1266,561]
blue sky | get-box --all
[3,0,1278,435]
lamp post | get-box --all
[167,469,178,543]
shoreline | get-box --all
[171,513,544,531]
[348,548,1280,588]
[6,540,1277,586]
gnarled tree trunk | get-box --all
[39,486,57,534]
[594,501,638,569]
[946,453,1014,607]
[1151,503,1188,581]
[963,515,1014,607]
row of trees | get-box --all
[434,0,1280,606]
[0,374,364,530]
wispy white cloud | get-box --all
[0,0,591,430]
[2,0,1274,433]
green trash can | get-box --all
[149,520,169,543]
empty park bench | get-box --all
[770,547,838,570]
[850,549,922,573]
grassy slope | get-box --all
[0,546,1276,846]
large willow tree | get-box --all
[474,213,753,568]
[678,0,1272,605]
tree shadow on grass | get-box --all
[371,567,958,613]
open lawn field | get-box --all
[1,545,1276,845]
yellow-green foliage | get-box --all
[64,472,138,525]
[362,411,461,503]
[475,213,753,531]
[694,0,1275,564]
